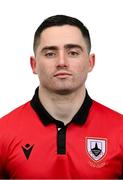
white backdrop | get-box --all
[0,0,123,117]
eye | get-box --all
[45,52,56,57]
[68,50,80,57]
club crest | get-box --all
[86,138,106,161]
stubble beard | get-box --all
[42,77,86,96]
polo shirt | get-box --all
[0,87,123,179]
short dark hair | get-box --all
[33,15,91,54]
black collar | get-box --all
[30,87,93,127]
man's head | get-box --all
[33,15,91,55]
[30,15,95,95]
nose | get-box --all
[56,51,69,68]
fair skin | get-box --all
[30,25,95,125]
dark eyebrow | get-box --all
[41,44,83,53]
[41,46,58,53]
[64,44,83,51]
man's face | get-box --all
[31,25,95,94]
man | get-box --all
[0,15,123,179]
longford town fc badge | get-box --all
[86,138,107,161]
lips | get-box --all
[54,71,72,77]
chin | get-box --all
[53,88,74,95]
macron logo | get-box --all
[22,144,34,160]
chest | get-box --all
[4,124,123,179]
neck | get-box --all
[38,86,86,125]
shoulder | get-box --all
[88,101,123,143]
[0,101,34,147]
[0,101,32,128]
[91,100,123,121]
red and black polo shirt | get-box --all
[0,87,123,179]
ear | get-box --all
[88,53,95,72]
[30,56,38,74]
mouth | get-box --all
[54,72,72,78]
